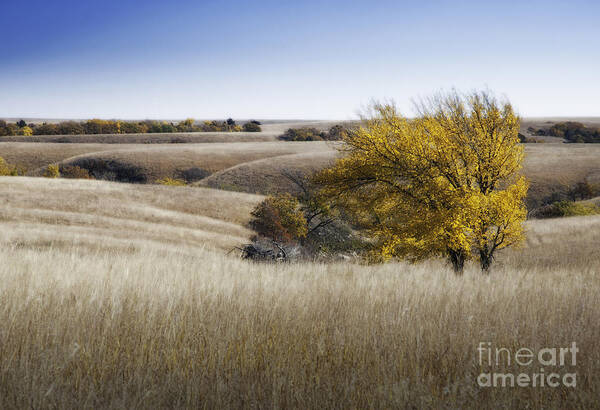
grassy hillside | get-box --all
[0,182,598,408]
[1,174,599,408]
[0,141,334,182]
[4,137,600,211]
[523,144,600,207]
[0,142,133,171]
[199,151,338,193]
[49,141,333,183]
[0,177,262,251]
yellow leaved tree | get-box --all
[316,90,528,273]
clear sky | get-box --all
[1,0,598,119]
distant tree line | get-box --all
[278,124,349,141]
[518,133,545,143]
[528,122,600,143]
[0,118,262,136]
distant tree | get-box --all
[226,118,236,126]
[568,181,596,201]
[84,119,106,134]
[242,122,262,132]
[177,118,195,132]
[59,165,93,179]
[326,124,348,140]
[160,122,176,133]
[0,120,9,136]
[5,123,18,136]
[16,120,27,128]
[181,118,195,127]
[43,164,60,178]
[279,127,327,141]
[250,193,308,243]
[34,123,59,135]
[147,121,164,133]
[18,126,33,136]
[281,169,336,239]
[120,122,143,134]
[57,121,84,135]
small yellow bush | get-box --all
[0,157,23,176]
[556,200,600,217]
[18,126,33,136]
[156,177,186,186]
[249,193,308,242]
[43,164,60,178]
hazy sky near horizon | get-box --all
[1,0,599,120]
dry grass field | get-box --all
[4,138,600,208]
[0,142,134,171]
[0,177,262,251]
[0,175,599,408]
[54,141,333,182]
[522,144,600,207]
[1,119,600,408]
[199,151,339,194]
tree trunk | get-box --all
[447,249,466,275]
[479,247,493,273]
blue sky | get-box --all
[1,0,599,119]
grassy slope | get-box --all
[0,177,262,251]
[4,139,600,210]
[198,151,338,193]
[523,144,600,207]
[0,142,133,171]
[0,139,335,183]
[0,176,598,408]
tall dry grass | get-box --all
[1,176,599,408]
[0,239,598,409]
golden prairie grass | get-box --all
[41,141,334,183]
[0,177,263,251]
[0,240,598,409]
[199,151,338,194]
[0,142,130,171]
[0,139,335,183]
[0,176,599,408]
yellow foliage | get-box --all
[18,126,33,136]
[316,90,528,272]
[250,193,308,242]
[181,118,195,127]
[155,177,187,186]
[0,157,23,176]
[43,164,60,178]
